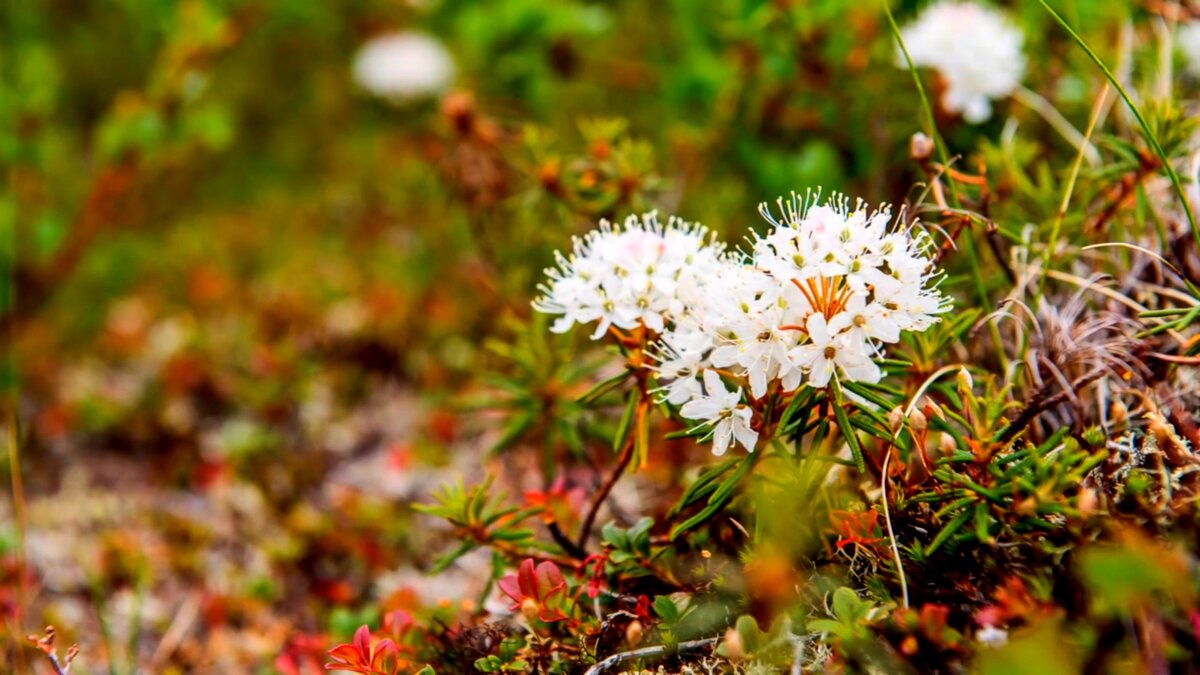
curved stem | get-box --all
[881,447,910,609]
[576,435,637,550]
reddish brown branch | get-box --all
[576,435,637,551]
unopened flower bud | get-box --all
[722,627,745,659]
[938,432,957,456]
[889,406,905,432]
[909,408,928,433]
[957,367,973,396]
[520,598,539,623]
[625,620,644,648]
[910,132,934,161]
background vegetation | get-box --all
[4,0,1200,672]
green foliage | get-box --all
[413,476,542,572]
[474,636,529,672]
[806,587,887,646]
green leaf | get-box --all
[613,388,640,452]
[653,595,680,624]
[577,370,631,405]
[831,587,863,622]
[430,539,477,575]
[805,619,843,634]
[491,411,535,454]
[973,501,992,546]
[830,378,866,472]
[668,456,738,516]
[925,509,973,557]
[735,615,761,653]
[669,453,757,539]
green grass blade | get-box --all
[1036,0,1198,244]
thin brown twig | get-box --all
[547,521,588,560]
[576,435,637,551]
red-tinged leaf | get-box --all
[370,638,399,672]
[516,558,538,600]
[534,561,565,599]
[497,573,522,605]
[353,625,372,660]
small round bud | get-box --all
[520,598,539,623]
[1109,399,1128,426]
[889,406,905,432]
[442,90,476,135]
[722,627,745,659]
[625,620,644,648]
[956,367,973,396]
[909,408,928,433]
[938,432,957,456]
[910,132,934,161]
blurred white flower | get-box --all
[976,625,1009,648]
[898,1,1025,123]
[352,31,455,102]
[1179,22,1200,78]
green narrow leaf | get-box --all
[430,539,477,574]
[669,456,739,516]
[577,370,631,405]
[925,509,973,556]
[883,0,955,201]
[843,381,898,412]
[670,454,757,539]
[491,411,536,454]
[973,501,992,545]
[613,388,640,452]
[776,387,816,431]
[831,378,866,472]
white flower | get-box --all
[897,1,1025,123]
[679,371,758,456]
[791,313,881,388]
[1179,23,1200,78]
[650,330,711,405]
[830,294,902,344]
[352,32,455,101]
[976,625,1009,648]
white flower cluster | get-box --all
[533,213,727,339]
[898,1,1025,123]
[352,32,456,102]
[534,193,950,456]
